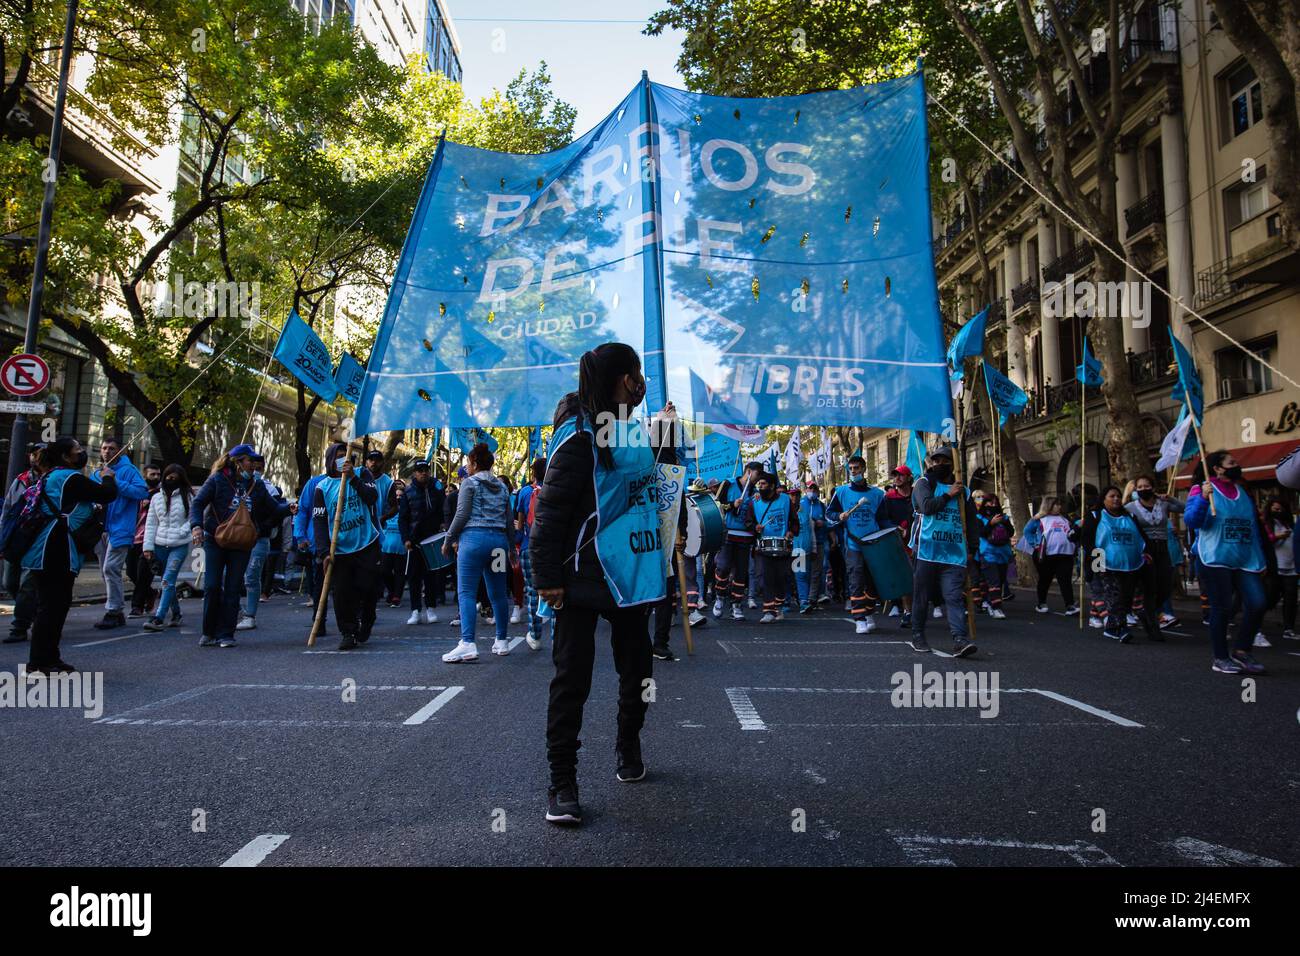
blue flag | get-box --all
[693,431,740,483]
[1169,329,1204,425]
[946,307,988,381]
[451,427,498,454]
[333,353,366,405]
[356,72,953,435]
[1076,337,1104,387]
[424,428,440,465]
[983,363,1029,427]
[273,310,337,402]
[905,430,927,476]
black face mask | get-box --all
[1222,466,1243,481]
[71,450,88,470]
[1138,489,1156,500]
[933,464,954,482]
[147,478,161,490]
[163,478,180,489]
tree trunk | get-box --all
[1088,249,1150,485]
[294,383,323,490]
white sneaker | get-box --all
[854,620,869,635]
[863,615,877,633]
[688,610,707,627]
[712,598,724,618]
[1063,605,1080,615]
[235,614,256,631]
[526,634,542,651]
[1283,629,1298,640]
[747,598,758,610]
[442,640,478,663]
[888,605,900,617]
[760,612,775,624]
[731,605,745,621]
[981,601,991,612]
[932,606,943,619]
[1126,613,1139,626]
[449,617,461,627]
[492,638,510,656]
[510,606,522,624]
[485,616,496,626]
[1035,604,1050,614]
[424,608,438,625]
[1253,632,1271,648]
[406,611,421,625]
[990,608,1006,619]
[1088,617,1105,629]
[1158,612,1178,628]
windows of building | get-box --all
[1225,62,1263,138]
[1215,334,1276,401]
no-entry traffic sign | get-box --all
[1,353,50,397]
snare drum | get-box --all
[419,532,454,572]
[755,536,793,558]
[683,492,725,557]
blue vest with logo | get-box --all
[915,481,968,566]
[23,468,96,572]
[1195,485,1265,572]
[834,482,883,553]
[1096,509,1144,572]
[374,474,403,554]
[794,496,819,554]
[723,476,756,536]
[754,494,791,539]
[551,414,666,607]
[318,475,378,555]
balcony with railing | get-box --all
[1195,258,1253,308]
[1011,279,1040,312]
[1124,191,1165,236]
[1041,244,1096,284]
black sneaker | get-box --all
[217,636,238,648]
[899,612,911,629]
[952,638,977,658]
[169,614,183,628]
[142,618,165,632]
[127,608,146,619]
[337,635,358,651]
[199,635,218,647]
[2,631,27,644]
[616,740,646,782]
[909,634,932,653]
[93,611,126,630]
[651,644,676,662]
[48,660,76,674]
[545,783,582,825]
[356,629,371,645]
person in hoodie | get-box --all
[530,342,675,826]
[881,465,917,626]
[440,442,514,662]
[91,437,149,630]
[142,464,193,632]
[400,459,446,624]
[908,446,979,658]
[295,470,329,628]
[825,455,890,634]
[1184,450,1269,674]
[311,442,380,651]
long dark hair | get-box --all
[553,342,642,468]
[1193,449,1231,484]
[160,463,192,511]
[1265,496,1293,527]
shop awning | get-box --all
[1173,438,1299,487]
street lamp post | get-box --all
[5,0,79,489]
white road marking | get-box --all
[221,834,289,867]
[506,636,525,651]
[70,630,153,648]
[890,832,1120,866]
[724,687,767,731]
[1026,689,1144,728]
[1165,837,1286,867]
[403,686,465,725]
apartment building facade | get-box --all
[859,0,1299,511]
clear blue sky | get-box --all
[442,0,687,135]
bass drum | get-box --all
[683,492,725,558]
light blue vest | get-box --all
[23,468,95,572]
[1096,510,1143,572]
[1195,485,1265,572]
[723,476,755,536]
[834,482,883,552]
[551,414,666,607]
[915,481,967,566]
[754,495,791,539]
[793,496,818,553]
[976,513,1014,564]
[318,475,378,555]
[374,474,403,554]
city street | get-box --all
[2,589,1295,868]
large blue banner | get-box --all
[356,72,951,434]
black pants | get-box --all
[546,604,653,786]
[714,539,752,604]
[827,544,846,601]
[759,553,790,615]
[1266,572,1298,631]
[127,543,156,612]
[379,551,407,603]
[1099,569,1159,637]
[1036,553,1074,607]
[29,571,76,669]
[652,574,676,649]
[331,540,380,640]
[9,565,38,635]
[407,552,444,610]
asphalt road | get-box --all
[1,586,1297,867]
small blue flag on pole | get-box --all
[1169,329,1204,426]
[273,310,338,402]
[905,431,927,476]
[333,353,366,405]
[451,427,498,454]
[984,362,1030,427]
[424,428,440,465]
[947,307,988,381]
[1075,337,1104,388]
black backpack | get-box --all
[0,478,56,563]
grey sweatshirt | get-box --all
[445,471,515,547]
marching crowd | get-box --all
[1,342,1297,823]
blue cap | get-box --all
[229,443,257,459]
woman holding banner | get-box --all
[531,342,674,826]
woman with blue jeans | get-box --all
[142,464,192,631]
[441,442,515,663]
[1185,450,1269,674]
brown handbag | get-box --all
[213,475,258,551]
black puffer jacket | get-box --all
[530,398,676,610]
